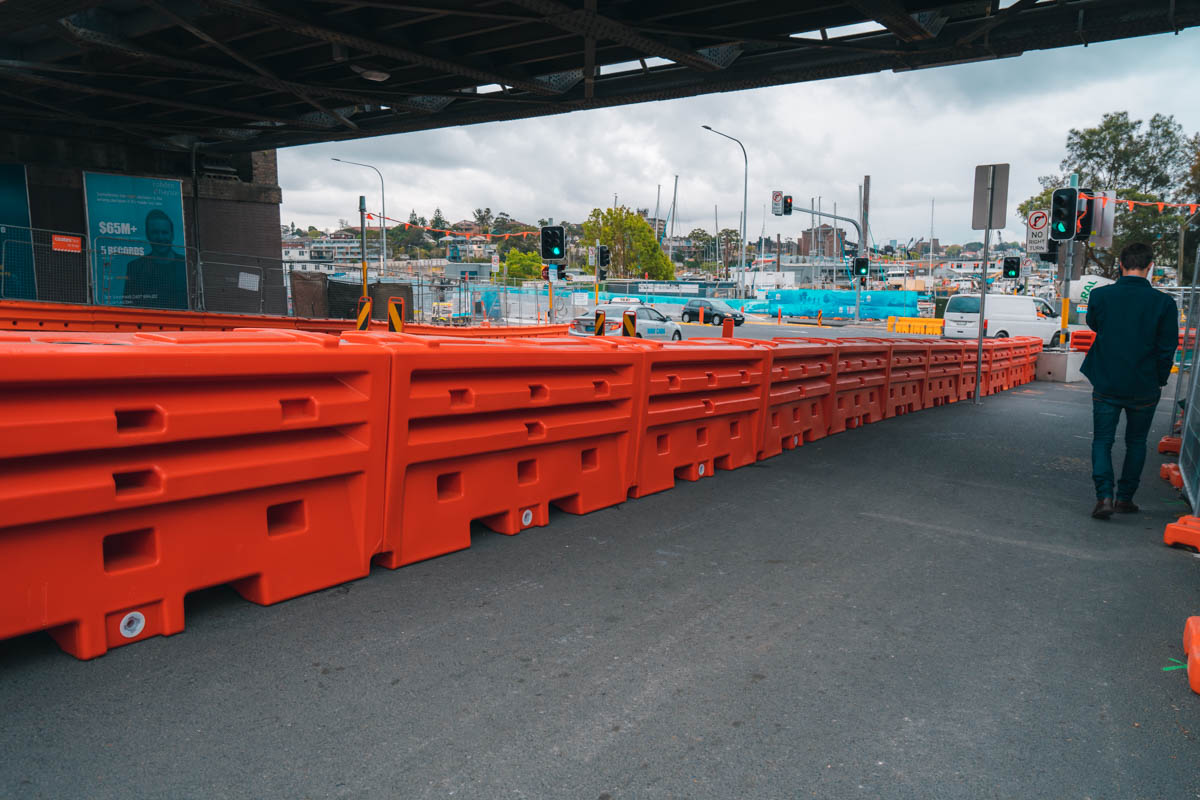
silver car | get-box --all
[569,303,683,340]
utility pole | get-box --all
[358,195,368,298]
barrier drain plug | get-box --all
[119,611,146,639]
[793,435,800,446]
[521,509,533,527]
[698,463,706,476]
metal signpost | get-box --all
[789,204,866,322]
[971,164,1010,405]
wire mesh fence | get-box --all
[1174,247,1200,509]
[0,225,89,304]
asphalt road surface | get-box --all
[1,378,1197,799]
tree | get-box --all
[503,249,544,280]
[430,208,448,230]
[945,244,963,258]
[717,228,741,273]
[1018,111,1197,277]
[473,207,494,232]
[580,206,673,279]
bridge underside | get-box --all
[1,0,1198,153]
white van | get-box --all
[943,294,1063,345]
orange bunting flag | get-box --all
[1157,203,1165,213]
[1126,201,1135,211]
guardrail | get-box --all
[0,330,1043,659]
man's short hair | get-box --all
[145,209,173,232]
[1119,242,1153,273]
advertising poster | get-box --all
[84,172,187,308]
[0,163,35,300]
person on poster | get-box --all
[123,209,188,309]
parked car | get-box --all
[569,303,682,340]
[943,293,1063,346]
[680,298,745,326]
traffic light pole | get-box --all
[1065,174,1079,345]
[973,166,996,406]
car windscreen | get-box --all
[710,301,735,311]
[945,295,980,315]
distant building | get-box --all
[800,224,846,257]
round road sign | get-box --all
[1028,210,1048,231]
[771,191,783,203]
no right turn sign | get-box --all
[1026,209,1049,254]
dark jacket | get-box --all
[1081,275,1178,399]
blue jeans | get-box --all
[1091,392,1159,500]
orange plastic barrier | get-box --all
[1161,462,1183,489]
[758,338,835,460]
[881,339,930,418]
[1164,516,1200,550]
[620,338,770,497]
[813,338,888,434]
[338,332,642,568]
[926,340,965,407]
[0,329,389,659]
[1185,616,1200,694]
[1070,329,1095,353]
[1159,436,1182,454]
[0,299,566,338]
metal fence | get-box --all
[0,225,89,304]
[0,224,288,314]
[1173,247,1200,508]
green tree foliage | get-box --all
[430,208,448,230]
[945,244,963,258]
[1018,111,1198,277]
[580,207,674,279]
[503,249,545,280]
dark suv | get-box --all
[680,298,745,326]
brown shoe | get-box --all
[1092,497,1114,520]
[1114,500,1139,513]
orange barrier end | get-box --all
[1161,463,1183,489]
[1184,616,1200,653]
[1159,436,1182,455]
[1165,516,1200,551]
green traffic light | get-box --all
[553,247,561,255]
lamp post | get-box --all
[702,125,747,291]
[332,157,386,274]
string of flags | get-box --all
[365,211,537,240]
[1079,193,1199,216]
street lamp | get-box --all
[331,157,386,274]
[702,125,747,287]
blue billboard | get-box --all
[84,172,188,308]
[0,163,34,300]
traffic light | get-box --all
[540,225,566,261]
[598,245,610,268]
[1038,238,1060,263]
[597,268,608,281]
[1002,257,1020,279]
[1049,188,1078,241]
[556,263,566,281]
[853,257,869,277]
[782,195,793,215]
[1076,187,1095,240]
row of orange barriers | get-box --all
[0,330,1043,659]
[0,299,568,338]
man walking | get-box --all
[1082,242,1178,519]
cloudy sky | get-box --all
[279,29,1200,249]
